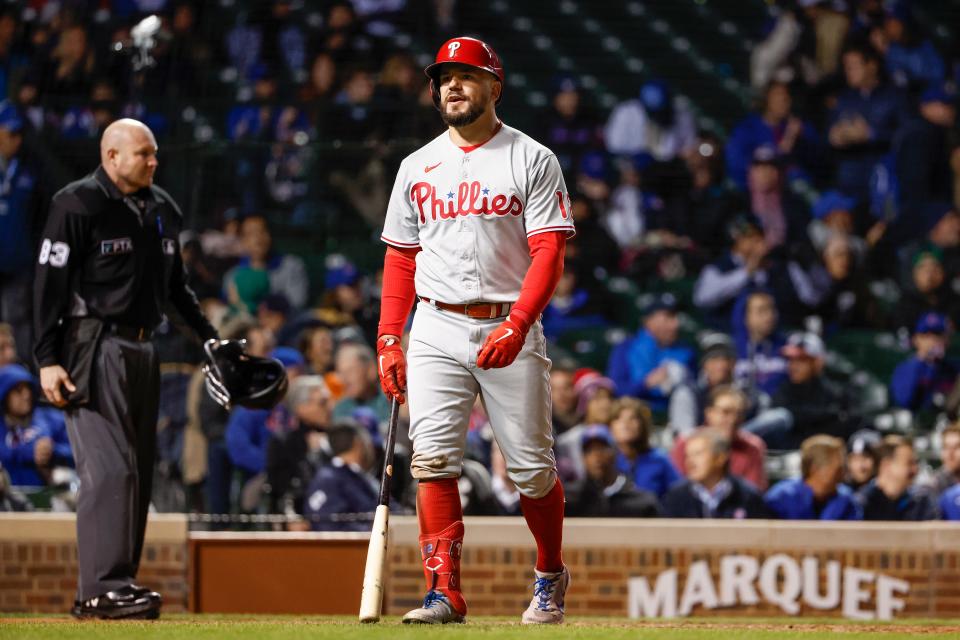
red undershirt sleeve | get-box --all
[378,246,420,338]
[509,231,566,334]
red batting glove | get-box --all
[377,335,407,404]
[477,318,526,370]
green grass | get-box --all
[2,616,960,640]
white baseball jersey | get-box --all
[381,122,575,304]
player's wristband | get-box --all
[507,310,532,337]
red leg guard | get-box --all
[420,521,467,615]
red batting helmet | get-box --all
[424,36,504,108]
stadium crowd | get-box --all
[2,0,960,525]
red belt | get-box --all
[419,297,513,319]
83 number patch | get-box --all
[38,239,70,268]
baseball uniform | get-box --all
[376,36,574,625]
[382,122,574,496]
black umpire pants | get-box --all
[65,334,159,600]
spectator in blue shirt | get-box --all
[725,81,821,190]
[873,7,945,93]
[0,101,43,364]
[732,289,787,398]
[765,435,862,520]
[225,405,274,478]
[0,364,72,487]
[609,397,679,499]
[828,43,911,202]
[890,312,959,412]
[541,262,609,342]
[225,348,303,480]
[940,483,960,521]
[611,294,694,410]
[304,422,379,532]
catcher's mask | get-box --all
[202,339,288,410]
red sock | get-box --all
[416,479,466,614]
[519,477,565,573]
[417,478,462,533]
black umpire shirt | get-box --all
[33,166,217,368]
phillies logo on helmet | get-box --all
[424,36,505,108]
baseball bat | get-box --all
[359,397,400,623]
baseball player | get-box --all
[377,37,575,624]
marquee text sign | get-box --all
[628,554,910,620]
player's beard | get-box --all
[441,96,487,128]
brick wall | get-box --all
[0,514,188,614]
[387,545,960,618]
[385,518,960,619]
[3,515,959,619]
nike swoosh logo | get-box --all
[493,328,514,344]
[425,162,442,173]
[379,355,386,378]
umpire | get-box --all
[33,119,217,619]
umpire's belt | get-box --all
[419,297,512,319]
[103,322,154,342]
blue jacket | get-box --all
[829,85,910,199]
[764,479,862,520]
[304,458,379,532]
[889,356,960,412]
[614,329,694,409]
[731,292,787,397]
[940,484,960,521]
[725,113,821,190]
[0,155,40,273]
[615,448,680,499]
[541,289,608,341]
[886,40,945,90]
[0,365,72,486]
[225,407,273,475]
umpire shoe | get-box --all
[131,583,163,604]
[70,586,160,620]
[521,566,570,624]
[402,590,465,624]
